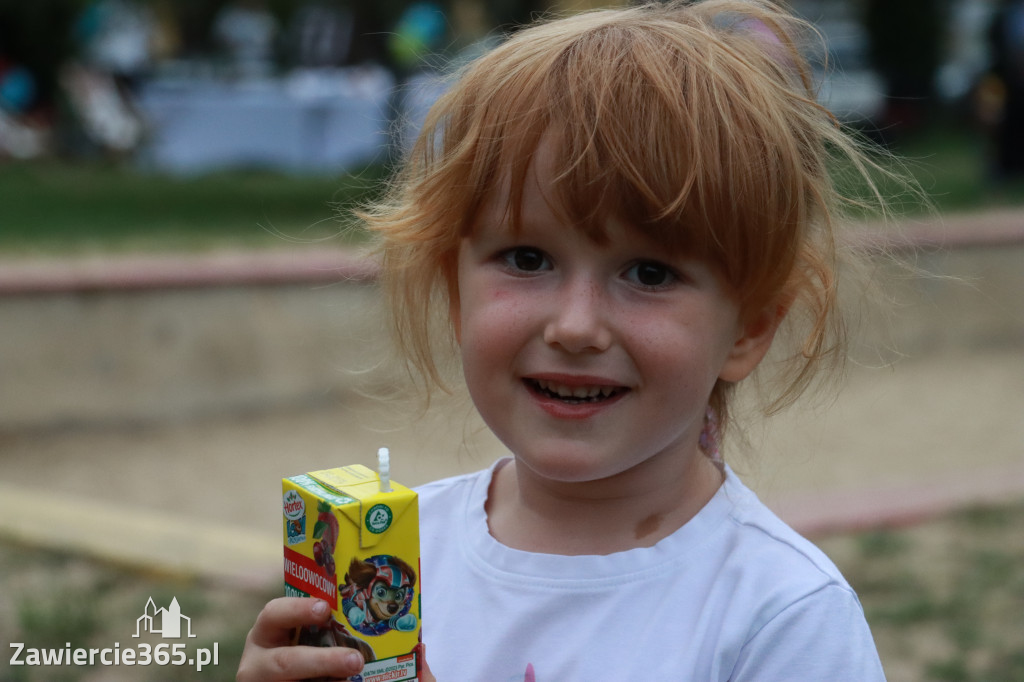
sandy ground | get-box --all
[1,344,1021,586]
[0,230,1022,588]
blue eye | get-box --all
[502,247,549,273]
[625,261,676,288]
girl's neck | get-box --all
[484,453,724,556]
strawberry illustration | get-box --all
[313,501,340,575]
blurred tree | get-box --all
[987,0,1024,178]
[487,0,548,27]
[864,0,950,140]
[0,0,83,110]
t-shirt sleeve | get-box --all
[730,583,887,682]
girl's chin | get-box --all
[510,449,636,486]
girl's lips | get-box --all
[522,375,630,418]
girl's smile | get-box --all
[523,373,629,419]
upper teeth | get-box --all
[535,379,618,399]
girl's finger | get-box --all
[238,645,363,682]
[247,597,332,648]
[416,643,437,682]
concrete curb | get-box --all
[850,208,1024,252]
[0,482,281,589]
[775,461,1024,538]
[0,247,377,295]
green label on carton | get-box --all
[366,504,393,534]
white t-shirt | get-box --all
[417,460,886,681]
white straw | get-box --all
[378,447,391,492]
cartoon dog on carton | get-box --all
[342,555,418,636]
[295,553,417,666]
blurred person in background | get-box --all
[0,1,81,158]
[865,0,949,143]
[986,0,1024,179]
[61,0,164,156]
[388,2,448,77]
[75,0,159,93]
[0,54,46,159]
[212,0,281,79]
[286,1,354,68]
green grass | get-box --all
[816,498,1024,681]
[0,161,388,255]
[830,123,1024,220]
[2,123,1024,255]
[883,125,1024,211]
[0,541,270,682]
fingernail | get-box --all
[345,650,364,670]
[311,599,330,617]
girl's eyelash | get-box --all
[493,248,684,288]
[498,246,550,273]
[623,260,681,289]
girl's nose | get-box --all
[542,277,613,353]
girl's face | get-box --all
[451,149,778,489]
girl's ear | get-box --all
[718,302,787,383]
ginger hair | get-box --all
[360,0,899,433]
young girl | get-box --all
[239,1,895,679]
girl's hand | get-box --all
[415,643,438,682]
[236,597,364,682]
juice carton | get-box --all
[283,450,420,682]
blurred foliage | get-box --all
[830,119,1024,220]
[864,0,951,139]
[0,0,82,105]
[865,0,949,99]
